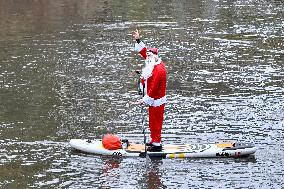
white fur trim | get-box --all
[143,95,166,107]
[152,142,161,146]
[142,95,154,106]
[153,96,166,107]
[134,41,145,52]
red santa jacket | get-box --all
[135,40,167,107]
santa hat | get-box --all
[148,47,158,55]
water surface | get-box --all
[0,0,284,188]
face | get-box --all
[146,49,154,58]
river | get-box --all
[0,0,283,188]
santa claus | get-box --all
[133,29,167,152]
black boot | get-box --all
[147,145,162,152]
[146,142,154,146]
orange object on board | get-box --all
[102,134,122,150]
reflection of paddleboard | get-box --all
[69,139,257,158]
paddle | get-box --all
[132,101,148,158]
[141,105,152,162]
[135,70,149,158]
[140,103,147,157]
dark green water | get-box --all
[0,0,283,188]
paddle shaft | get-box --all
[136,70,148,157]
[141,83,147,156]
[141,104,146,142]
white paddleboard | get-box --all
[69,139,257,158]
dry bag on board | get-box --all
[102,134,122,150]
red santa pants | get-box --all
[148,104,165,143]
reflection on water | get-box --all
[0,0,284,188]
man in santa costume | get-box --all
[133,29,166,152]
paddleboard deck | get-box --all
[69,139,257,158]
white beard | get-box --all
[141,56,155,79]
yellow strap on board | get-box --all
[168,153,185,158]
